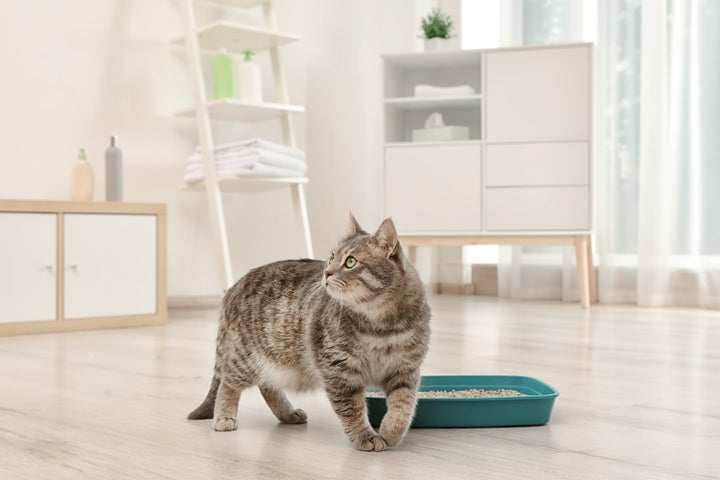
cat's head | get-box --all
[322,214,408,316]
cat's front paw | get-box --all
[353,434,388,452]
[281,408,307,424]
[213,417,238,431]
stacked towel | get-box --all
[184,139,307,184]
[413,84,476,97]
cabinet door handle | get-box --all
[38,265,55,273]
[65,264,78,272]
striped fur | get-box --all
[188,215,431,451]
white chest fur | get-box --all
[357,329,416,385]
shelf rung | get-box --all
[195,0,270,8]
[172,20,299,54]
[179,176,309,193]
[175,99,304,123]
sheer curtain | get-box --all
[490,0,720,308]
[598,0,720,307]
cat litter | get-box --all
[366,388,525,398]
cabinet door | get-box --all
[0,213,57,323]
[64,214,157,319]
[384,144,482,232]
[486,45,591,141]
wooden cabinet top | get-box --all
[0,199,166,215]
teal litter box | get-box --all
[366,375,559,428]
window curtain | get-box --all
[496,0,720,308]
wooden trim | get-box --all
[0,199,166,215]
[167,295,222,308]
[1,200,168,335]
[0,314,166,337]
[437,283,474,295]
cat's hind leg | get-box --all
[212,377,247,432]
[259,386,307,424]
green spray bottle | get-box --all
[212,48,235,99]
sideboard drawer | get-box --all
[486,142,589,187]
[486,186,590,231]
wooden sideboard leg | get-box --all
[587,235,597,303]
[574,235,591,309]
[407,245,418,265]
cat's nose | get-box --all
[324,270,332,278]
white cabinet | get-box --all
[382,44,592,235]
[64,214,157,319]
[385,144,482,232]
[0,213,57,323]
[381,44,595,307]
[0,201,167,336]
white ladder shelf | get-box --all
[178,0,313,289]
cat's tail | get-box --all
[187,373,220,420]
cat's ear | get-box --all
[343,211,367,238]
[373,217,400,258]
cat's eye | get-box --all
[344,256,357,269]
[328,253,335,264]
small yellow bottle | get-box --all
[70,148,94,202]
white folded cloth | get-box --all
[184,162,305,184]
[413,84,476,97]
[194,138,305,161]
[187,149,307,173]
[184,138,307,184]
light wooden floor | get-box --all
[1,296,719,480]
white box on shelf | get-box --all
[412,126,469,142]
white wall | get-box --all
[0,0,421,298]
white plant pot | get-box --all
[424,38,449,51]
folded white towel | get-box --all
[187,148,306,172]
[184,152,307,184]
[185,138,307,184]
[413,84,476,97]
[184,162,305,184]
[194,138,305,161]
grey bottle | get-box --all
[105,135,123,201]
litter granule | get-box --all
[366,388,525,398]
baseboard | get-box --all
[437,265,499,297]
[167,295,222,309]
[437,283,475,295]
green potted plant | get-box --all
[420,8,455,51]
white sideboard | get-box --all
[0,200,167,335]
[382,43,596,307]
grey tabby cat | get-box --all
[188,214,431,451]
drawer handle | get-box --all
[38,265,54,273]
[65,264,78,272]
